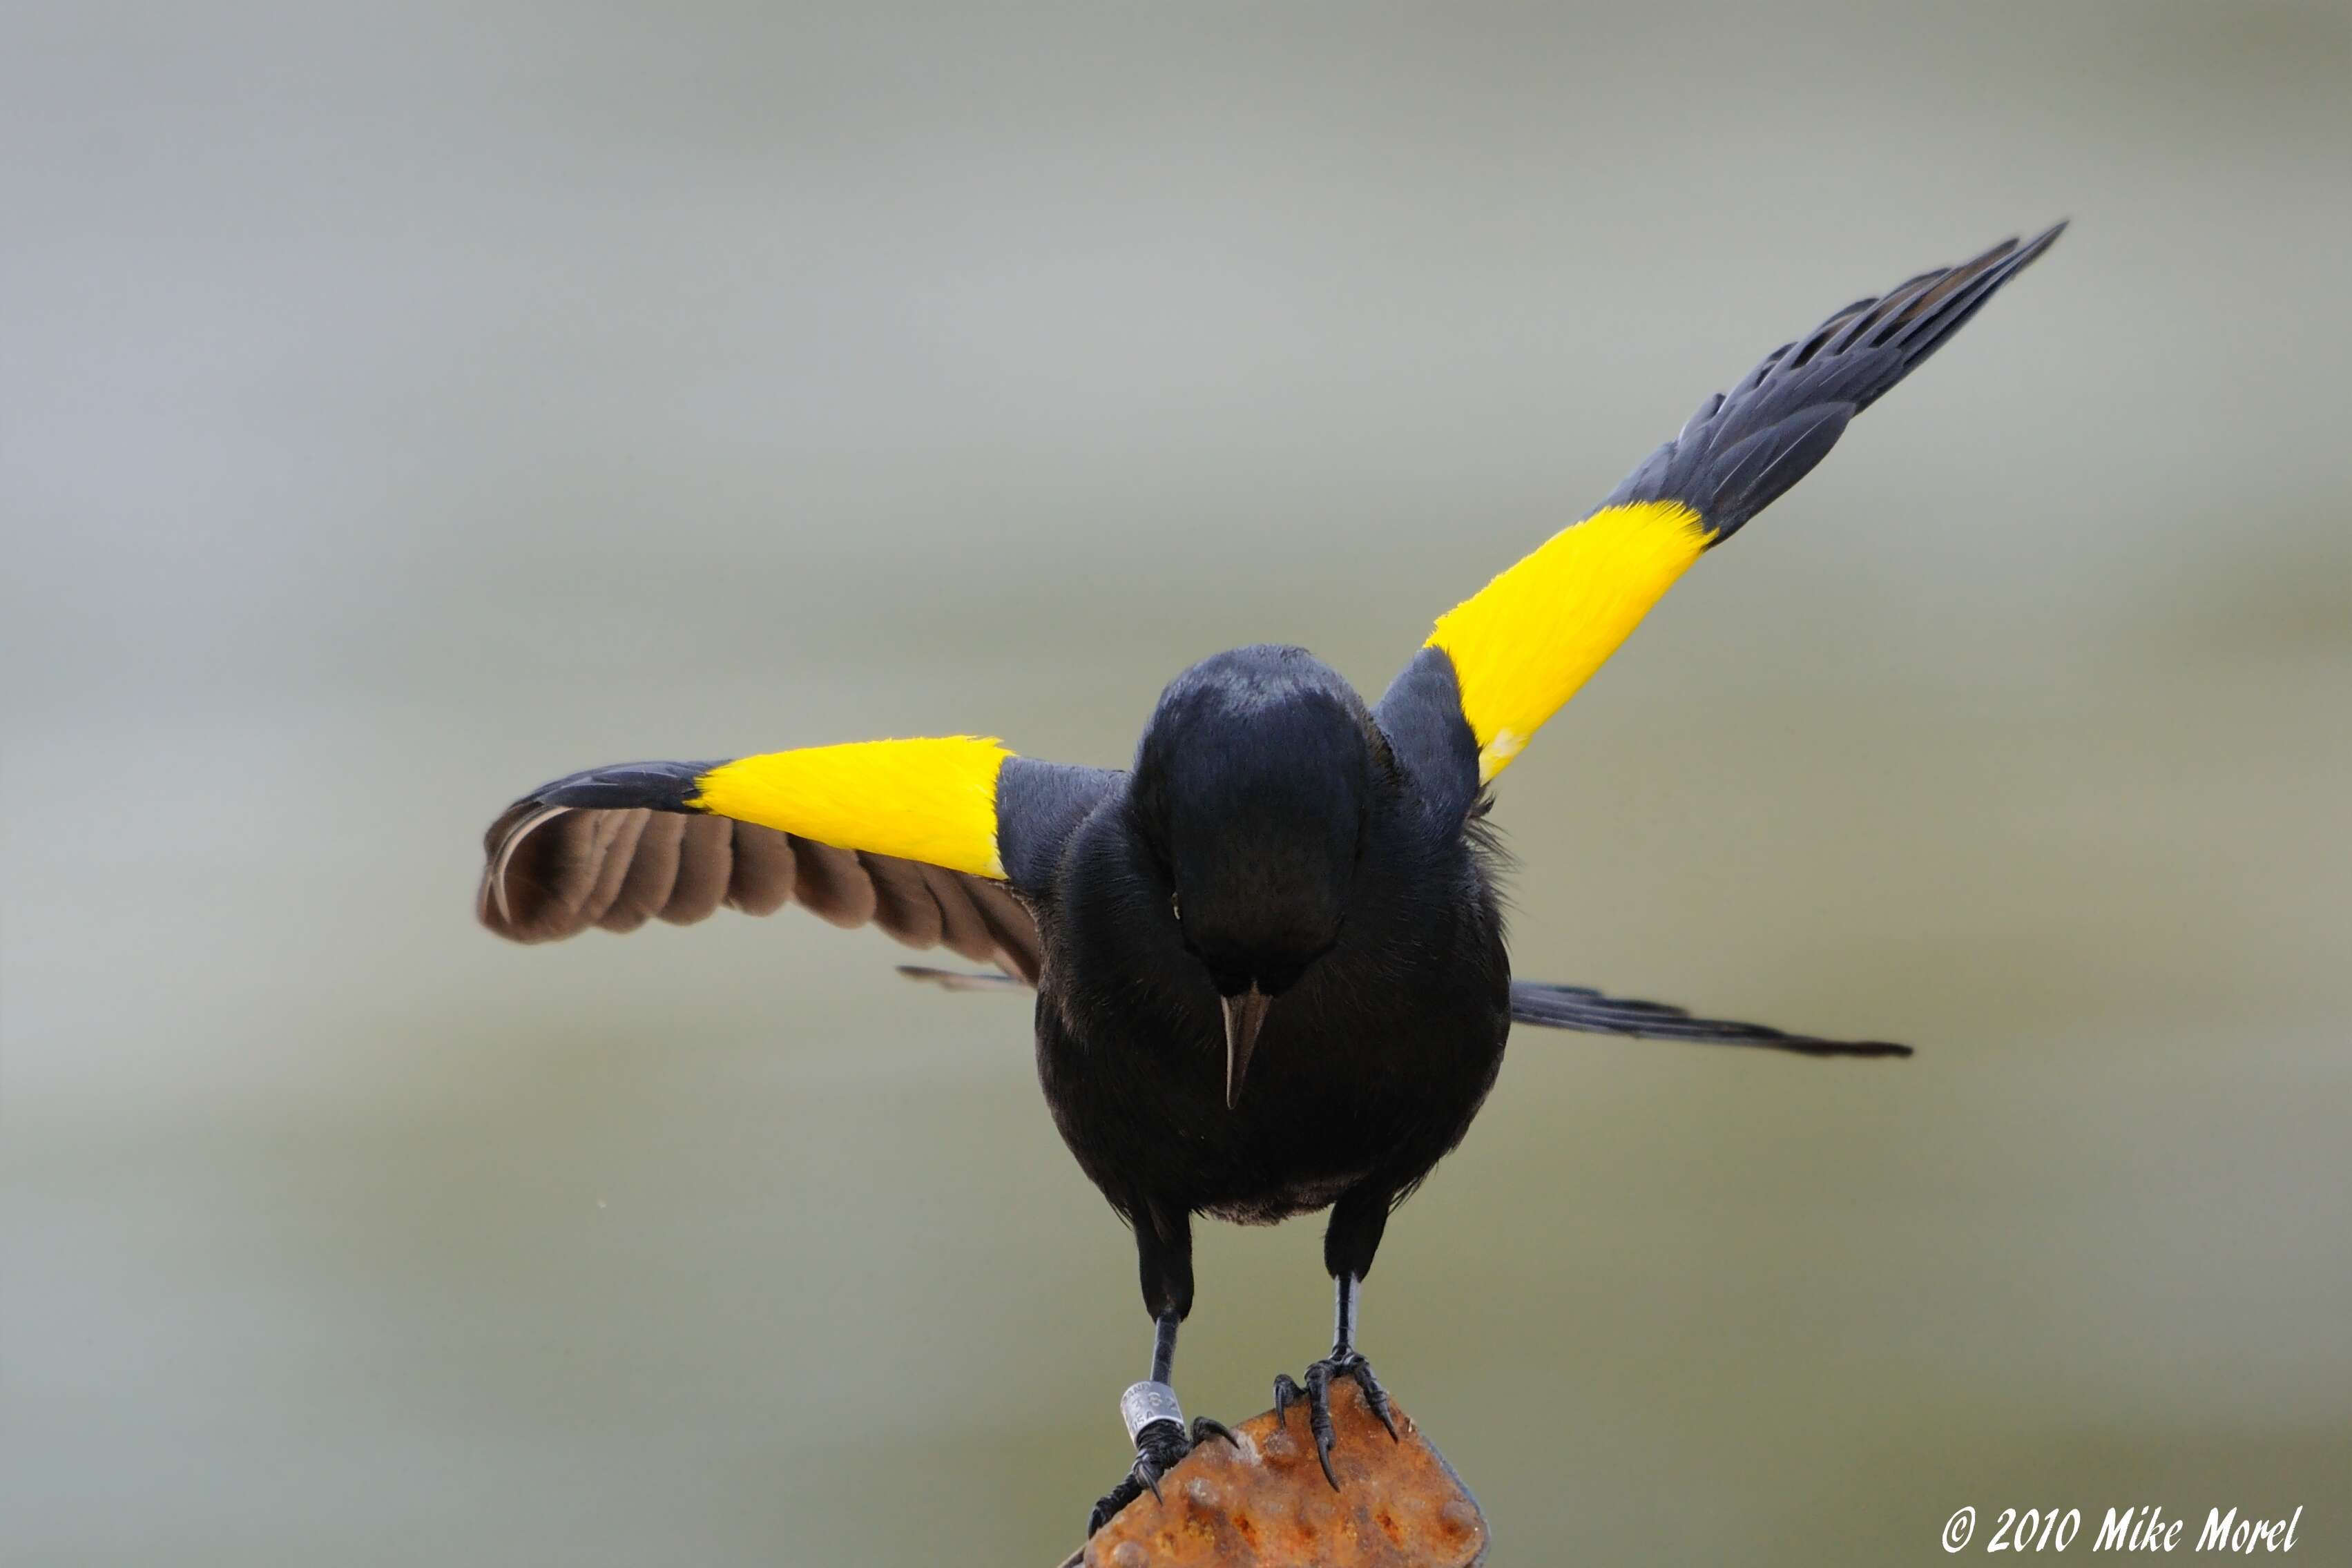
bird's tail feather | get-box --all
[1510,980,1911,1058]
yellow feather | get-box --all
[692,736,1012,878]
[1427,500,1713,782]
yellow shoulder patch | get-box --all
[1427,500,1713,782]
[692,736,1013,878]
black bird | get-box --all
[477,224,2062,1533]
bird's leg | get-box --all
[1084,1311,1237,1535]
[1275,1190,1402,1487]
[1086,1208,1232,1537]
[1273,1275,1401,1486]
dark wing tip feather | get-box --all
[1605,221,2064,543]
[528,758,716,811]
[1510,980,1913,1058]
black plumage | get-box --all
[476,226,2061,1535]
[1608,225,2066,543]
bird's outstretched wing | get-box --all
[1509,980,1911,1058]
[476,739,1117,982]
[1375,224,2065,804]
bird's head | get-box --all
[1130,646,1380,1106]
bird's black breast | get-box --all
[1030,778,1510,1226]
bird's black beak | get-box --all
[1221,985,1272,1109]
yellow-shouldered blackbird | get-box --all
[479,224,2062,1533]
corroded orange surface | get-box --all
[1072,1383,1489,1567]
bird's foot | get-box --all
[1085,1415,1236,1536]
[1273,1349,1400,1489]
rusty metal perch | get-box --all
[1059,1382,1489,1567]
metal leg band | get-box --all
[1119,1380,1184,1444]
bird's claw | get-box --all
[1086,1415,1231,1536]
[1189,1414,1239,1450]
[1273,1349,1398,1489]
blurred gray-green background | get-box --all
[5,2,2349,1563]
